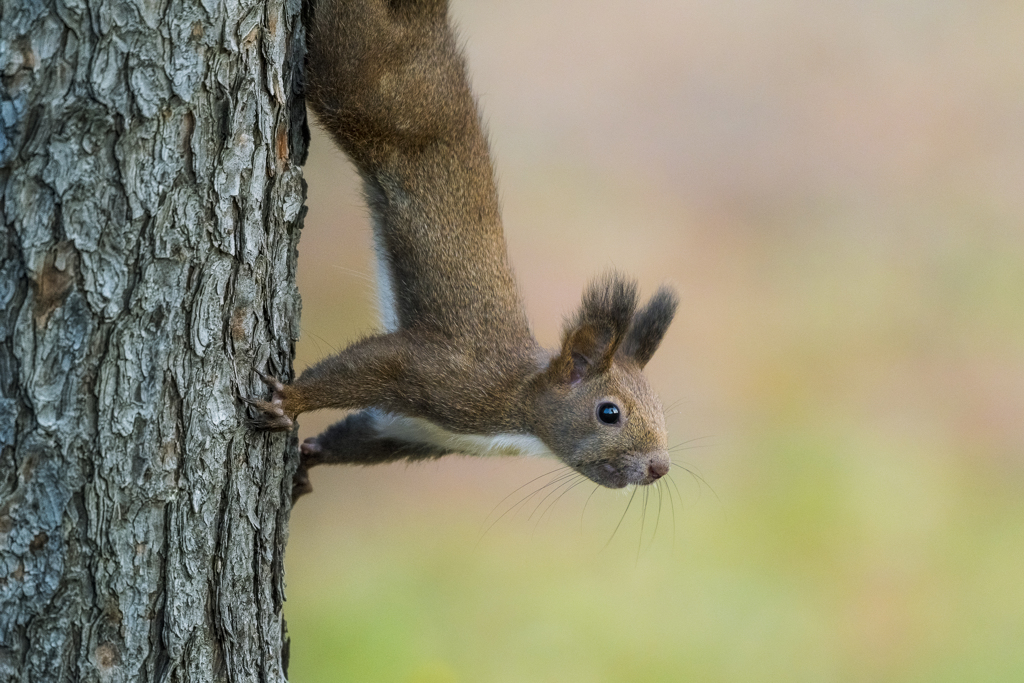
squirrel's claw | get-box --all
[247,372,295,431]
[248,399,294,431]
[256,371,287,394]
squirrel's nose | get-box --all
[647,459,669,481]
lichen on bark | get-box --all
[0,0,307,678]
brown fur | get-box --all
[250,0,678,494]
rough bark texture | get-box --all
[0,0,307,678]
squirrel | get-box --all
[251,0,679,498]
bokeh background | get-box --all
[285,1,1024,681]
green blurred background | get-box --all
[285,1,1024,681]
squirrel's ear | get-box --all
[621,286,678,368]
[549,273,638,384]
[549,324,602,385]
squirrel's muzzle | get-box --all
[582,450,670,488]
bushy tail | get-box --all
[302,0,526,339]
[305,0,478,169]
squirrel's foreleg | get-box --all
[250,331,422,429]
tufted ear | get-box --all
[549,274,638,384]
[621,286,678,368]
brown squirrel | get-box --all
[252,0,678,497]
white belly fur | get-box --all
[372,411,554,458]
[372,218,400,333]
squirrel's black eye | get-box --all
[597,402,621,425]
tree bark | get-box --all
[0,0,307,678]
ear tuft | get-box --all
[573,272,638,340]
[622,286,678,368]
[551,273,638,382]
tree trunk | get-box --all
[0,0,307,678]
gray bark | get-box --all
[0,0,307,678]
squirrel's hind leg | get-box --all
[302,409,453,466]
[294,409,455,499]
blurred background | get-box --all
[285,1,1024,681]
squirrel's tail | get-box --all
[305,0,478,169]
[304,0,526,339]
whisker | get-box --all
[665,475,678,552]
[662,398,689,420]
[509,471,579,519]
[329,264,378,286]
[666,470,686,507]
[479,468,575,540]
[667,435,714,452]
[533,475,589,533]
[671,459,721,505]
[297,327,342,357]
[637,485,650,563]
[668,444,712,454]
[482,465,569,529]
[662,398,689,415]
[650,480,664,551]
[603,486,637,551]
[529,472,583,521]
[580,484,601,534]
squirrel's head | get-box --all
[532,274,678,488]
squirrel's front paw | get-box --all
[246,372,295,431]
